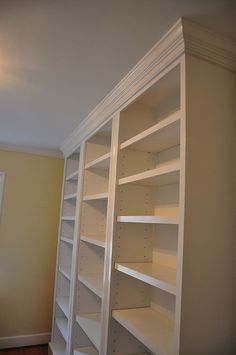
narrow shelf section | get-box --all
[76,313,101,351]
[120,110,180,152]
[58,266,71,281]
[49,342,66,355]
[74,347,98,355]
[117,215,179,225]
[66,170,79,181]
[118,159,180,186]
[115,262,176,295]
[78,274,103,298]
[85,152,111,170]
[56,317,68,341]
[64,193,77,200]
[56,297,70,318]
[61,216,75,221]
[112,307,174,355]
[80,235,105,249]
[61,236,74,245]
[83,192,109,201]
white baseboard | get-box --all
[0,333,51,349]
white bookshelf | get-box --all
[50,19,236,355]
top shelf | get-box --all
[120,110,180,153]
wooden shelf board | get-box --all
[56,317,68,341]
[61,236,74,245]
[58,266,71,281]
[85,152,111,170]
[61,216,75,221]
[83,192,108,201]
[80,234,105,248]
[117,215,179,225]
[112,307,174,355]
[66,170,79,181]
[49,342,66,355]
[120,110,180,153]
[56,297,70,318]
[64,193,77,200]
[76,313,101,351]
[78,274,103,298]
[115,262,176,295]
[74,347,98,355]
[118,159,180,186]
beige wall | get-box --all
[0,149,64,337]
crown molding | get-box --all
[61,18,236,157]
[0,142,63,158]
[182,18,236,71]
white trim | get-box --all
[0,142,63,158]
[61,18,236,157]
[0,333,51,349]
[0,172,5,214]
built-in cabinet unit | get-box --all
[50,18,236,355]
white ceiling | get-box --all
[0,0,236,155]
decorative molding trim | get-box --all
[0,333,51,349]
[61,18,185,156]
[182,18,236,71]
[61,17,236,156]
[0,142,63,158]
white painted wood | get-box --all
[0,333,51,349]
[61,216,76,221]
[84,152,111,170]
[113,307,174,355]
[115,262,176,295]
[59,266,71,281]
[120,110,180,152]
[49,342,66,355]
[118,159,180,186]
[74,346,98,355]
[78,274,103,299]
[76,313,101,351]
[83,192,108,201]
[56,297,70,318]
[56,318,68,342]
[80,235,105,249]
[61,236,74,245]
[64,193,77,200]
[117,215,179,224]
[0,172,5,214]
[66,170,79,181]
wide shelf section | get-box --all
[78,274,103,298]
[55,317,68,341]
[117,215,179,225]
[76,313,101,351]
[85,152,111,170]
[118,159,180,186]
[115,262,176,295]
[49,342,66,355]
[80,234,106,249]
[120,110,180,153]
[112,307,174,355]
[74,347,98,355]
[56,297,70,318]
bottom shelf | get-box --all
[76,313,101,351]
[112,307,174,355]
[49,342,66,355]
[74,346,98,355]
